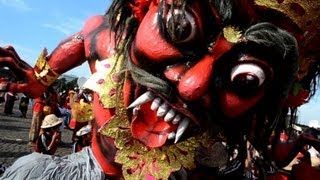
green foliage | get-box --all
[54,77,78,93]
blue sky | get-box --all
[0,0,318,126]
[0,0,111,78]
[298,91,320,127]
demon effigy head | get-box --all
[97,0,320,177]
[107,0,318,147]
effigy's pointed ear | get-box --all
[130,0,155,22]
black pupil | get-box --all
[231,73,260,96]
[167,13,191,42]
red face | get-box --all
[128,1,275,148]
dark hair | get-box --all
[239,22,299,165]
[105,0,177,97]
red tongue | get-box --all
[131,102,176,148]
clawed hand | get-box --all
[0,46,46,97]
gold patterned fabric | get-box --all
[83,54,124,109]
[100,102,213,179]
[69,93,94,122]
[255,0,320,33]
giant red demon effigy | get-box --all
[0,0,320,179]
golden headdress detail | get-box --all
[255,0,320,81]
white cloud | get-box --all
[42,17,84,36]
[0,0,31,11]
[308,120,320,128]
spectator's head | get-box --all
[76,124,92,145]
[43,105,52,116]
[41,114,63,134]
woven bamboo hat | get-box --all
[41,114,63,129]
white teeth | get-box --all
[172,114,182,124]
[127,91,154,109]
[127,91,192,144]
[164,109,176,122]
[168,132,176,140]
[157,102,169,117]
[151,97,162,110]
[174,118,190,143]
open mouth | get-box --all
[127,91,198,148]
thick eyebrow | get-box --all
[238,55,274,79]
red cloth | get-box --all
[33,97,45,113]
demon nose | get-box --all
[177,54,215,101]
[178,36,233,101]
[164,36,233,101]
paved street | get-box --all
[0,101,73,169]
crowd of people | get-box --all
[1,85,93,156]
[0,88,93,176]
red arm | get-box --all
[47,32,86,75]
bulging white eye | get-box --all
[229,63,266,96]
[231,63,266,86]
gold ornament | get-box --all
[34,48,59,86]
[69,99,94,122]
[223,26,242,43]
[255,0,320,33]
[255,0,320,80]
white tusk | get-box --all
[157,102,169,117]
[164,109,176,122]
[172,114,182,124]
[127,91,154,109]
[168,132,176,140]
[174,118,190,143]
[150,97,162,110]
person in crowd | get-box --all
[72,124,92,153]
[0,77,8,105]
[28,94,46,146]
[47,86,61,117]
[35,114,62,155]
[41,85,60,117]
[58,101,72,129]
[28,88,55,146]
[19,94,30,118]
[68,90,93,142]
[3,91,18,115]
